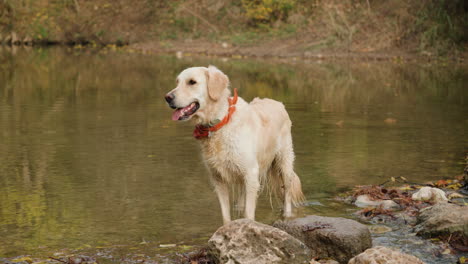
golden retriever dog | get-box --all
[165,66,305,224]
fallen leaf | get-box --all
[180,245,194,250]
[435,180,449,187]
[384,118,397,124]
[160,244,176,248]
[447,183,462,189]
[369,225,392,234]
[398,185,414,191]
[448,192,464,199]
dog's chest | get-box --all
[200,136,242,173]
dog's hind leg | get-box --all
[276,136,305,217]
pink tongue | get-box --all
[172,109,184,121]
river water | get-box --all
[0,47,466,261]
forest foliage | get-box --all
[0,0,466,55]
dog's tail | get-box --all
[266,159,305,208]
[290,172,305,206]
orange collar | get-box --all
[193,88,238,139]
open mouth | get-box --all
[172,102,200,121]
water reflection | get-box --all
[0,47,466,256]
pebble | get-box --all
[355,195,400,210]
[412,187,448,203]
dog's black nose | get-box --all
[165,93,175,104]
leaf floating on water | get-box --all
[390,177,396,182]
[12,257,33,263]
[368,225,392,234]
[159,244,176,248]
[179,245,194,250]
[447,183,462,189]
[441,248,452,255]
[398,185,414,191]
[448,192,464,199]
[384,118,397,124]
[434,179,450,187]
[400,176,408,182]
[460,256,467,263]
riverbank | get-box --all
[1,0,467,62]
[130,39,467,63]
[2,40,466,65]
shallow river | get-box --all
[0,47,467,260]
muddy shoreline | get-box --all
[1,40,466,64]
[130,40,467,64]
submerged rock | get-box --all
[348,246,425,264]
[354,194,400,210]
[273,215,371,264]
[412,187,448,203]
[208,219,311,264]
[414,202,468,237]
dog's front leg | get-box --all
[244,166,260,220]
[211,172,231,225]
[215,183,231,225]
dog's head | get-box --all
[165,65,229,122]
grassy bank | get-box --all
[0,0,467,58]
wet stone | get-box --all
[208,219,311,264]
[414,202,468,238]
[273,215,372,264]
[348,246,424,264]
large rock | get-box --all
[348,246,425,264]
[273,215,371,264]
[208,219,311,264]
[414,202,468,237]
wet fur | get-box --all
[167,66,305,224]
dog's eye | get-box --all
[188,79,197,85]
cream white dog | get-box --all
[165,66,304,224]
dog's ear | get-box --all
[206,65,228,101]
